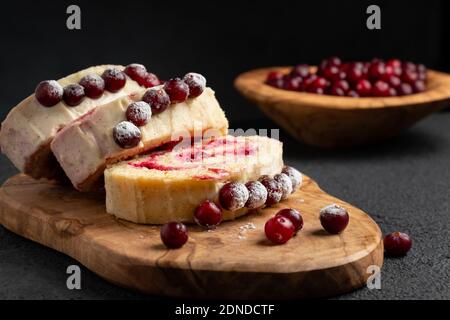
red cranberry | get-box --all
[281,166,302,191]
[274,173,292,200]
[398,83,413,96]
[194,200,222,227]
[384,75,401,88]
[260,177,283,206]
[417,64,426,74]
[320,204,349,234]
[102,68,127,93]
[160,222,188,249]
[388,87,398,97]
[79,74,105,99]
[346,62,365,83]
[267,78,284,89]
[322,65,340,81]
[164,78,189,103]
[368,61,386,80]
[402,61,417,71]
[283,76,303,91]
[113,121,141,148]
[329,86,345,96]
[372,81,391,97]
[386,59,402,69]
[330,80,349,96]
[412,80,426,93]
[124,63,147,86]
[402,70,419,84]
[264,215,295,244]
[267,71,284,82]
[141,73,160,88]
[63,84,86,106]
[321,57,342,69]
[183,73,206,98]
[291,64,310,78]
[219,182,249,211]
[35,80,63,107]
[384,232,412,256]
[347,90,359,97]
[276,208,303,233]
[356,79,372,97]
[142,88,170,114]
[245,181,268,209]
[126,101,152,126]
[306,77,328,93]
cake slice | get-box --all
[0,64,147,180]
[105,135,285,224]
[50,79,229,191]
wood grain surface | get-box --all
[0,174,383,299]
[235,67,450,148]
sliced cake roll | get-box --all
[0,64,156,179]
[51,74,228,191]
[104,135,301,224]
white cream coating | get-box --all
[51,87,229,190]
[0,65,142,173]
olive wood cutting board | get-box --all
[0,174,383,299]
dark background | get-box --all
[0,0,449,300]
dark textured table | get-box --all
[0,113,449,300]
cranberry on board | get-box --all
[194,200,222,227]
[319,204,349,234]
[126,101,152,126]
[35,80,63,107]
[183,73,206,98]
[276,208,303,234]
[265,215,295,244]
[384,232,412,256]
[63,84,86,106]
[142,88,171,114]
[219,182,249,211]
[160,222,188,249]
[368,61,386,80]
[113,121,141,148]
[102,68,127,92]
[79,74,105,99]
[164,78,189,103]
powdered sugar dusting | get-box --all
[245,181,268,209]
[274,173,293,200]
[320,204,347,217]
[238,222,257,239]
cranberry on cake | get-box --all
[104,135,292,224]
[0,64,158,180]
[50,74,228,191]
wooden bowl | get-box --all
[235,67,450,147]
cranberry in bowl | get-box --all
[235,59,450,148]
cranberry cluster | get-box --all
[159,166,301,249]
[266,57,427,97]
[264,203,349,245]
[35,64,161,108]
[113,73,207,149]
